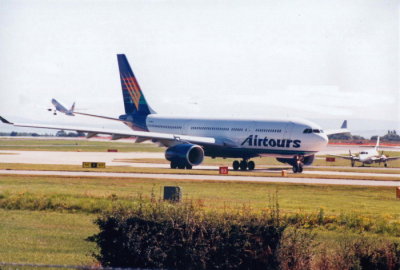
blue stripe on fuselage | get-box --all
[203,145,315,159]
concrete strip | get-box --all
[1,170,400,187]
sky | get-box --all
[0,0,399,137]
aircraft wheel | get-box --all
[170,161,178,169]
[248,161,255,170]
[239,160,248,171]
[177,163,185,169]
[292,166,298,173]
[232,160,240,171]
[351,161,355,167]
[298,164,303,173]
[186,164,193,170]
[384,163,387,167]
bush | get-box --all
[313,237,400,270]
[278,227,316,270]
[335,237,400,270]
[88,201,286,269]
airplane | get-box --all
[48,99,75,116]
[329,137,400,167]
[0,54,350,173]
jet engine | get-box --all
[276,154,315,166]
[165,144,204,168]
[303,155,315,165]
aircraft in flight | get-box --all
[48,99,75,116]
[0,54,349,173]
[329,137,400,167]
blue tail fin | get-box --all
[117,54,155,115]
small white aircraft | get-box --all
[1,54,350,173]
[48,99,75,116]
[330,137,400,167]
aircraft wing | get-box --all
[0,116,218,146]
[386,156,400,161]
[328,154,358,161]
[325,120,350,136]
[73,112,130,123]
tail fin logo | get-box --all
[121,74,141,110]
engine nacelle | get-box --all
[276,157,295,166]
[303,155,315,166]
[165,144,204,166]
[276,155,315,166]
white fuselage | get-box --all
[358,149,381,164]
[145,115,328,158]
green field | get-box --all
[1,174,400,216]
[0,209,96,265]
[1,138,400,266]
[1,174,400,265]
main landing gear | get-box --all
[170,161,192,170]
[232,159,255,171]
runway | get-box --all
[2,144,399,166]
[0,150,163,166]
[1,148,399,186]
[1,169,400,187]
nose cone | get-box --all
[314,133,329,151]
[359,154,367,162]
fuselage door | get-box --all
[180,119,191,135]
[283,121,294,141]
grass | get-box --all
[1,175,400,218]
[1,138,400,265]
[0,209,96,265]
[0,138,163,152]
[1,174,400,265]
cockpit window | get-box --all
[360,151,368,155]
[303,128,324,134]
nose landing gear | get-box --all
[232,159,255,171]
[292,163,303,173]
[292,156,304,173]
